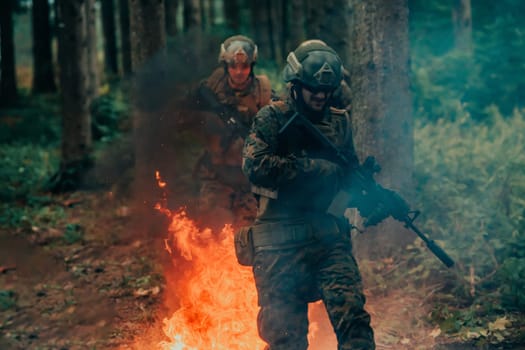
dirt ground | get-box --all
[0,191,168,350]
[1,190,523,350]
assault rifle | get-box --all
[197,85,250,139]
[279,112,455,268]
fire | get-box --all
[153,172,334,350]
[156,174,265,349]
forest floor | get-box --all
[1,188,524,350]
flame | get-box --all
[153,172,336,350]
[155,170,265,350]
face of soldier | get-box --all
[301,86,330,112]
[227,62,251,88]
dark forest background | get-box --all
[1,0,524,348]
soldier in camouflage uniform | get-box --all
[241,41,375,349]
[189,35,273,233]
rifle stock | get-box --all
[279,111,455,268]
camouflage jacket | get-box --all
[242,99,357,220]
[194,68,272,184]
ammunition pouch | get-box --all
[234,226,255,266]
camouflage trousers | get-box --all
[252,225,375,350]
[197,178,257,233]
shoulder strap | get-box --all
[329,106,354,154]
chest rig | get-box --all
[270,101,352,160]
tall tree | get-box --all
[251,0,273,61]
[129,0,166,70]
[286,0,306,53]
[452,0,472,52]
[32,0,57,93]
[305,0,352,65]
[51,0,93,192]
[349,0,414,256]
[86,0,99,100]
[224,0,240,32]
[119,0,132,74]
[165,0,179,37]
[101,0,119,75]
[183,0,201,32]
[0,0,18,105]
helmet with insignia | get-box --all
[218,35,258,65]
[283,40,343,92]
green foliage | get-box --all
[414,108,525,313]
[0,144,59,201]
[0,290,17,311]
[90,87,131,143]
[410,0,525,120]
[0,93,61,145]
[63,223,84,244]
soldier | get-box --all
[188,35,273,233]
[241,41,376,349]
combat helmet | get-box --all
[283,40,343,91]
[218,35,258,66]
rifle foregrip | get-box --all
[427,240,455,268]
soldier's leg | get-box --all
[253,249,311,350]
[257,301,308,350]
[317,239,375,350]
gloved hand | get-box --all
[297,157,344,179]
[359,188,410,227]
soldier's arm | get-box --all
[242,106,300,189]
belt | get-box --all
[251,220,315,248]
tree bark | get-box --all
[286,0,305,53]
[129,0,166,71]
[349,0,414,257]
[52,0,93,192]
[119,0,132,74]
[182,0,200,32]
[101,0,119,75]
[305,0,352,65]
[165,0,179,37]
[251,0,273,60]
[452,0,472,53]
[85,0,99,100]
[0,0,18,105]
[32,0,57,93]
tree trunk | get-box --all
[223,0,239,32]
[452,0,472,53]
[52,0,92,192]
[101,0,119,75]
[251,0,272,61]
[182,0,200,32]
[349,0,414,258]
[304,0,351,65]
[119,0,132,75]
[286,0,305,53]
[165,0,179,37]
[32,0,57,93]
[85,0,99,101]
[269,0,283,63]
[129,0,166,71]
[0,0,18,105]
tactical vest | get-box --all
[196,68,272,185]
[269,100,354,157]
[251,100,355,207]
[205,67,272,129]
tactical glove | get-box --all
[297,157,344,179]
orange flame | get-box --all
[154,172,336,350]
[155,171,265,350]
